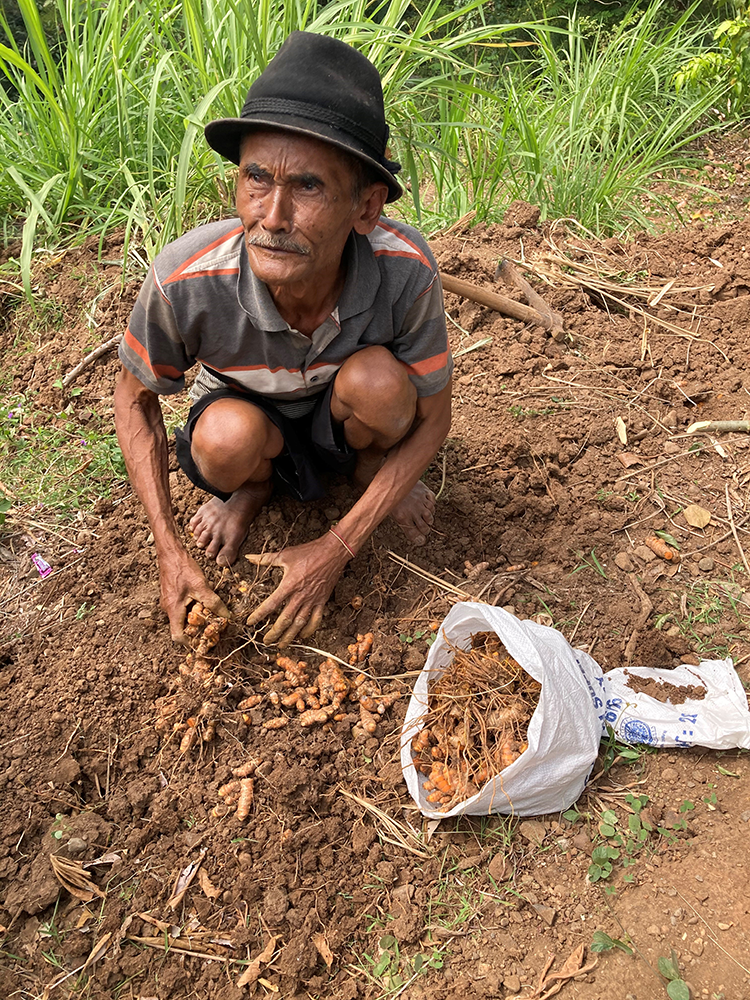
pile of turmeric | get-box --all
[243,633,400,734]
[411,632,541,811]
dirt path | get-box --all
[1,207,750,999]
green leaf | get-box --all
[563,809,580,823]
[666,980,690,1000]
[373,954,391,977]
[591,930,615,952]
[599,823,616,838]
[716,765,740,777]
[412,954,424,972]
[658,955,679,981]
[601,810,617,826]
[628,814,642,834]
[654,530,680,549]
[679,800,694,813]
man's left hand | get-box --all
[245,535,349,646]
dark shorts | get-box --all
[174,379,356,503]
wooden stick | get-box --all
[61,333,123,388]
[439,272,544,327]
[725,483,750,577]
[495,259,565,341]
[687,420,750,436]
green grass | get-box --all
[0,394,127,521]
[0,0,731,296]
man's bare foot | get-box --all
[391,480,435,546]
[189,481,271,566]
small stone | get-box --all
[690,938,704,957]
[324,507,340,520]
[695,889,710,902]
[740,809,750,823]
[698,557,715,572]
[65,837,87,856]
[518,820,547,846]
[503,974,522,993]
[664,441,681,455]
[532,903,556,926]
[572,831,592,854]
[664,410,678,429]
[614,551,634,572]
[137,608,153,619]
[633,545,657,563]
[717,922,733,930]
[661,767,678,781]
[146,531,154,545]
[488,852,509,882]
[647,924,660,936]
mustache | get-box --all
[245,234,310,255]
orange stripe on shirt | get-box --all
[123,328,183,380]
[402,349,450,377]
[375,221,432,268]
[162,225,244,285]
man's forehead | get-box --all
[239,128,354,173]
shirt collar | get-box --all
[236,227,382,329]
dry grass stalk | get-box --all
[339,789,433,859]
[410,632,541,812]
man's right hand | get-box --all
[159,550,230,645]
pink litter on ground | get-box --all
[31,553,53,578]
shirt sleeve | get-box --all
[391,270,453,397]
[118,265,193,394]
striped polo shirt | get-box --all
[120,216,452,412]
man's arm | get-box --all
[246,382,451,644]
[113,365,229,642]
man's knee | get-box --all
[192,399,283,487]
[334,346,416,444]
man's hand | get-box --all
[160,550,230,645]
[246,534,349,647]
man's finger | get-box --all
[299,606,324,640]
[246,593,286,630]
[245,552,284,568]
[201,592,231,619]
[263,606,306,646]
[275,612,314,649]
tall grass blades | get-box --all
[409,3,726,233]
[0,0,531,291]
[0,0,730,287]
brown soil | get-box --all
[2,199,750,1000]
[623,671,707,704]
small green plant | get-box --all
[570,549,607,579]
[398,628,436,646]
[360,934,444,994]
[590,929,633,955]
[658,948,690,1000]
[676,4,750,114]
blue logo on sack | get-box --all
[621,718,656,744]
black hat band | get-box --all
[240,97,387,159]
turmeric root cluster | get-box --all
[212,760,260,821]
[178,603,230,692]
[243,634,399,734]
[411,632,541,811]
[154,603,231,752]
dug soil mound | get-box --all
[1,210,750,999]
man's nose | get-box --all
[260,183,292,233]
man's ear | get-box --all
[352,183,390,235]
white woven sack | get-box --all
[400,602,604,818]
[602,660,750,750]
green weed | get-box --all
[398,628,437,646]
[658,948,690,1000]
[590,929,633,955]
[571,549,608,579]
[0,395,126,524]
[356,933,445,997]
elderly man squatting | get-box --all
[114,32,453,647]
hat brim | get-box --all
[205,116,403,203]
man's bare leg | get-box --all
[188,399,284,565]
[331,347,436,545]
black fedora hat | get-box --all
[205,31,403,202]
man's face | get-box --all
[236,129,367,292]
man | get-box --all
[114,31,452,647]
